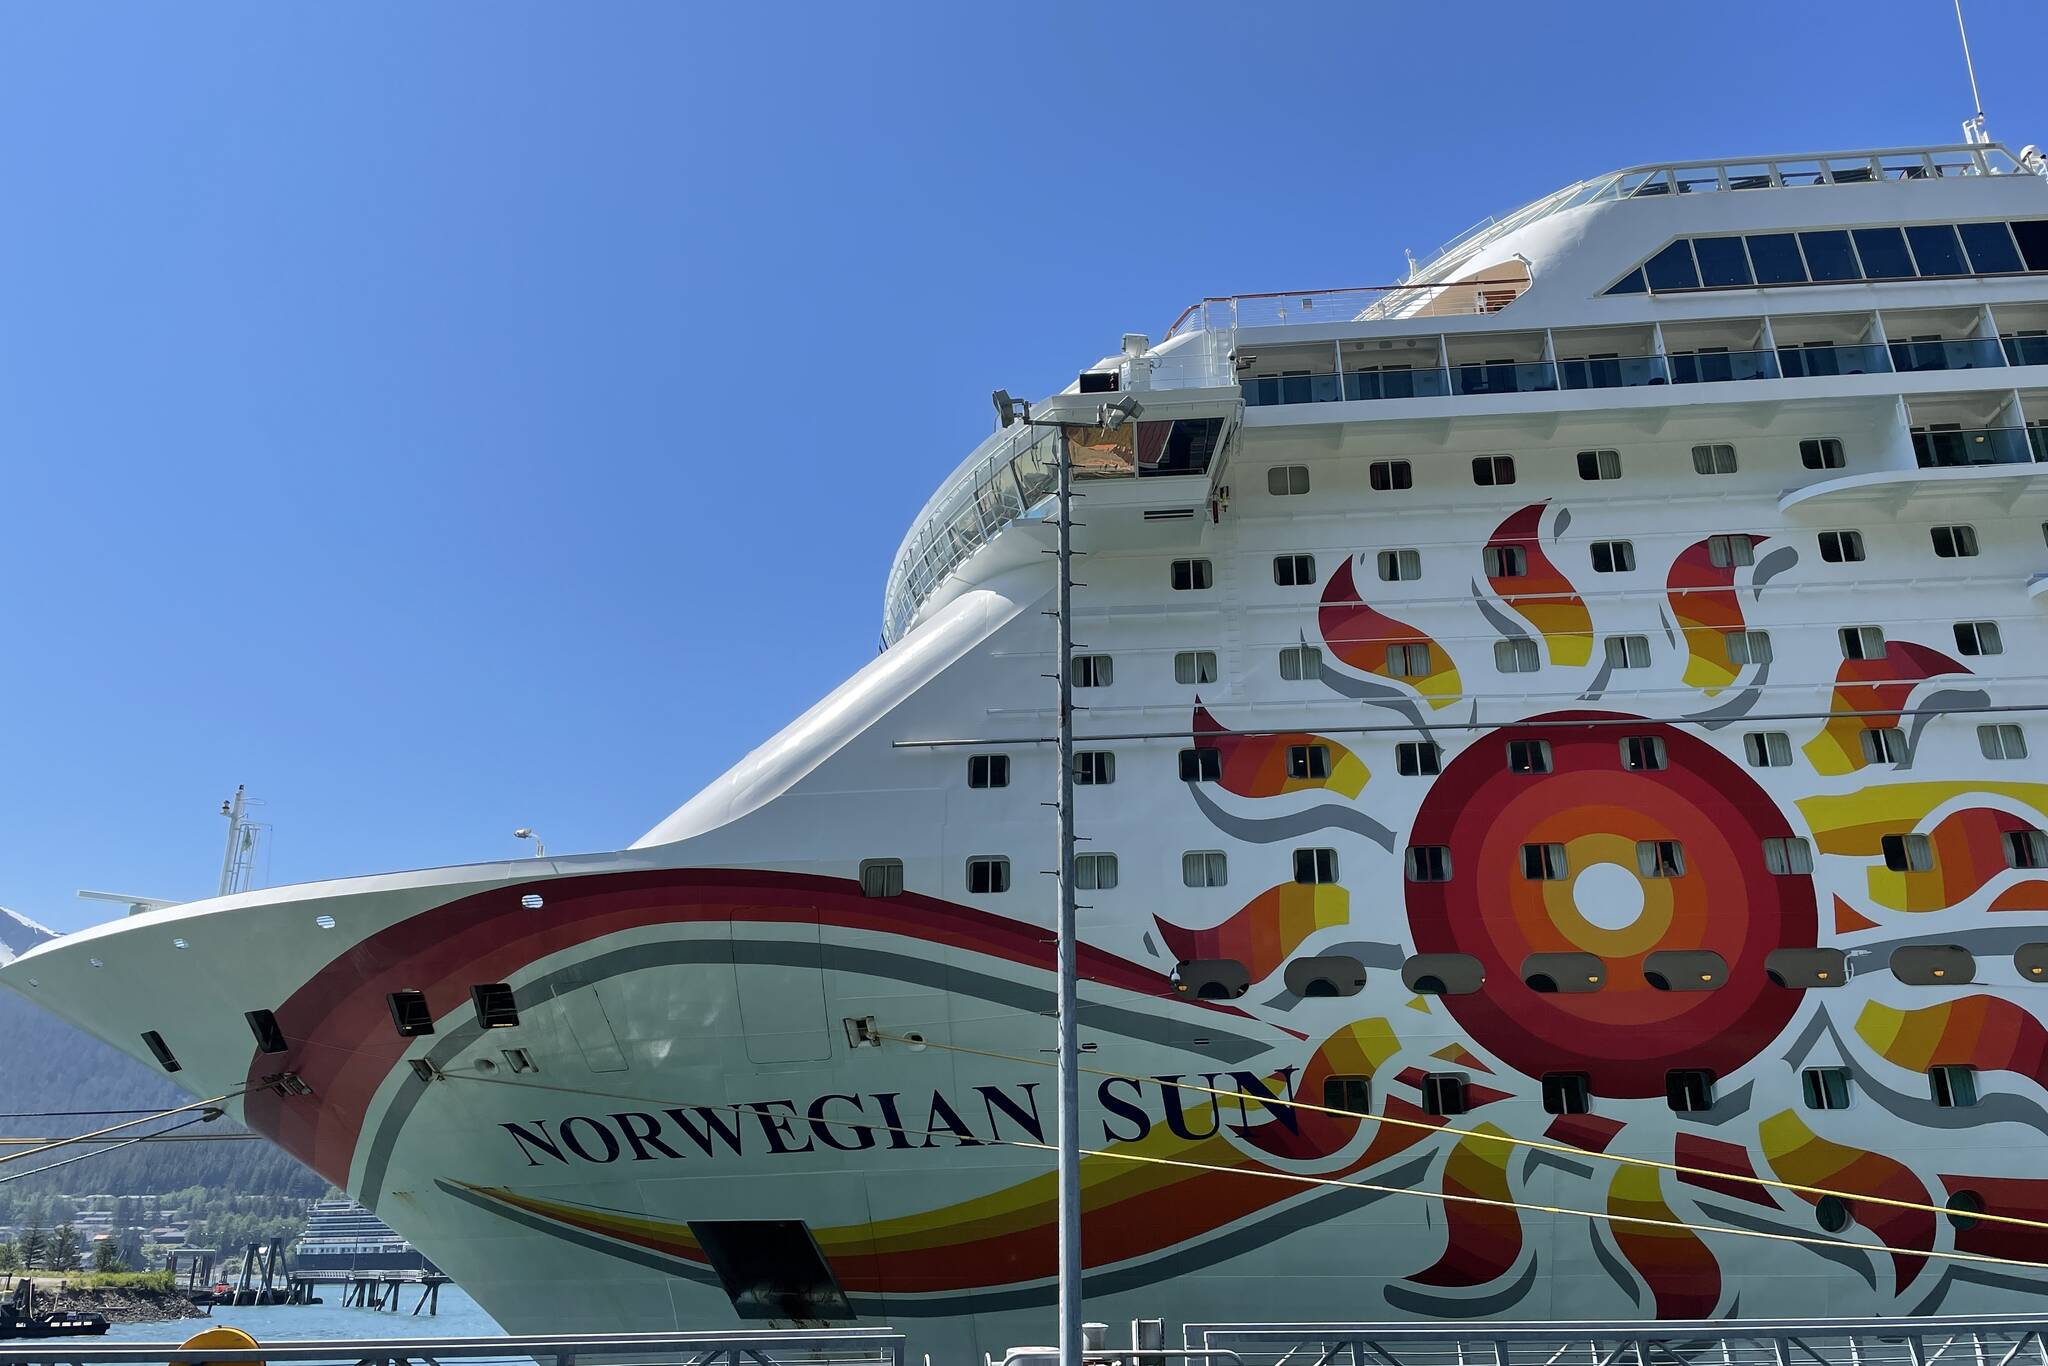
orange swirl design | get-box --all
[1409,1125,1523,1287]
[1606,1167,1721,1317]
[1804,642,1971,775]
[1760,1111,1936,1290]
[1856,996,2048,1084]
[1486,503,1591,667]
[1666,534,1764,695]
[1193,703,1368,799]
[1153,883,1351,984]
[1317,556,1461,707]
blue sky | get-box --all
[2,2,2042,931]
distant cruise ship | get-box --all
[293,1198,435,1274]
[8,138,2048,1362]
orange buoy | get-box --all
[180,1325,261,1366]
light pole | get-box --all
[994,388,1141,1366]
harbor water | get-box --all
[99,1283,502,1343]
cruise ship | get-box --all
[8,138,2048,1360]
[293,1197,438,1274]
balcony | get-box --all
[1912,427,2038,467]
[1776,343,1893,378]
[1448,360,1558,397]
[1889,338,2009,373]
[1557,355,1669,390]
[2008,335,2048,367]
[1667,349,1780,384]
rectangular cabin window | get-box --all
[1278,645,1322,681]
[967,754,1010,789]
[1173,651,1217,685]
[1800,438,1846,470]
[1604,635,1651,670]
[1482,544,1526,578]
[1287,744,1331,781]
[1387,643,1432,677]
[1906,224,1968,277]
[1182,850,1228,888]
[387,990,435,1038]
[1954,621,2002,656]
[1577,449,1622,481]
[1179,747,1222,783]
[1369,460,1412,491]
[1273,553,1317,587]
[1798,230,1860,281]
[1267,465,1311,496]
[1931,524,1979,558]
[1707,534,1755,569]
[1980,724,2029,761]
[1293,847,1339,885]
[1170,558,1214,591]
[1693,235,1753,287]
[1637,840,1687,878]
[1930,1064,1979,1109]
[1746,232,1807,284]
[1522,843,1568,881]
[1666,1069,1716,1113]
[1763,837,1814,875]
[1422,1073,1469,1117]
[2008,830,2048,871]
[1073,751,1115,786]
[1074,853,1118,890]
[1744,731,1792,768]
[1725,630,1772,666]
[966,857,1011,894]
[1818,530,1865,563]
[1406,845,1453,883]
[1495,639,1540,674]
[1542,1072,1592,1116]
[1378,549,1421,582]
[1803,1067,1852,1111]
[1840,626,1884,661]
[1881,833,1935,873]
[859,859,904,899]
[1323,1075,1371,1116]
[1590,540,1635,573]
[1472,455,1516,487]
[471,983,520,1030]
[1861,727,1906,765]
[1072,654,1113,687]
[1960,221,2024,273]
[1506,739,1552,774]
[1691,443,1738,475]
[1621,736,1667,771]
[1396,741,1442,776]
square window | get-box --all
[1800,438,1847,470]
[2008,830,2048,870]
[1369,460,1412,491]
[1074,751,1115,785]
[1422,1073,1468,1117]
[1637,840,1686,878]
[1073,654,1113,687]
[1377,549,1422,581]
[1980,724,2029,760]
[1692,443,1738,475]
[1506,739,1552,774]
[1861,727,1905,764]
[1396,741,1442,776]
[1802,1066,1852,1110]
[1591,540,1636,573]
[1954,621,2002,656]
[1278,645,1323,681]
[387,990,434,1038]
[1323,1074,1371,1115]
[1521,843,1568,880]
[1930,1064,1979,1109]
[1483,544,1527,578]
[966,857,1011,894]
[1387,643,1432,677]
[1839,626,1884,661]
[1173,650,1217,685]
[1604,635,1651,669]
[1287,744,1331,780]
[1542,1072,1592,1116]
[1171,559,1214,591]
[1179,747,1222,783]
[1406,845,1452,882]
[1472,455,1516,486]
[1932,524,1980,558]
[1881,833,1935,872]
[1075,852,1118,890]
[1763,837,1814,875]
[1707,535,1756,569]
[859,858,904,899]
[1818,530,1865,563]
[1273,553,1317,587]
[1744,731,1793,767]
[1577,449,1622,481]
[1726,629,1773,665]
[1182,850,1228,888]
[1621,736,1667,771]
[1267,465,1311,496]
[1495,639,1540,673]
[1666,1068,1716,1113]
[1293,847,1339,885]
[968,754,1010,789]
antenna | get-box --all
[1954,0,1990,145]
[218,785,269,896]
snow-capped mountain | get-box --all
[0,905,58,966]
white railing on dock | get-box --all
[0,1326,907,1366]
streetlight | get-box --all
[513,828,546,858]
[994,387,1141,1366]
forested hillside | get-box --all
[0,907,322,1197]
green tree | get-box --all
[0,1242,19,1274]
[17,1223,46,1271]
[91,1240,124,1273]
[49,1223,80,1273]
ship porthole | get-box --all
[1946,1190,1984,1231]
[904,1032,928,1052]
[315,914,337,929]
[1816,1195,1853,1233]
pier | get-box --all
[283,1271,450,1315]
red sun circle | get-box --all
[1405,711,1817,1098]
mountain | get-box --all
[0,906,322,1197]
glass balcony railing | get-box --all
[1889,338,2009,372]
[1448,361,1558,396]
[1666,349,1781,384]
[1912,427,2038,467]
[1345,368,1452,401]
[2032,426,2048,462]
[1241,369,1460,405]
[1557,356,1669,389]
[2005,335,2048,367]
[1776,344,1894,378]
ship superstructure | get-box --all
[293,1197,436,1274]
[9,141,2048,1359]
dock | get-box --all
[283,1271,450,1315]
